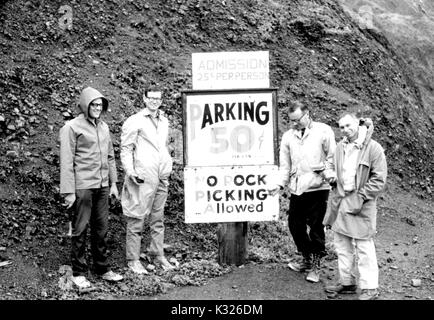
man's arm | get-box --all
[268,133,292,196]
[323,126,337,180]
[120,118,137,177]
[108,132,118,183]
[120,117,144,185]
[59,124,77,208]
[358,143,387,200]
[277,133,292,187]
[59,124,76,194]
[108,131,119,199]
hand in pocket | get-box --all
[343,192,364,215]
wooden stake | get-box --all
[217,222,248,266]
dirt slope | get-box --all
[338,0,434,123]
[0,0,433,300]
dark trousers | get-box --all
[71,187,110,276]
[287,190,329,258]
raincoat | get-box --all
[59,87,117,193]
[323,119,387,239]
[120,108,173,218]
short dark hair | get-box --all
[143,90,162,99]
[288,101,308,113]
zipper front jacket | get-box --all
[275,121,336,195]
[59,87,118,194]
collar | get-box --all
[79,113,100,126]
[294,120,313,139]
[142,108,161,118]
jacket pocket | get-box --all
[323,193,342,227]
[292,171,323,194]
[358,160,370,188]
[340,191,364,215]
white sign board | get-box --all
[192,51,269,90]
[184,165,279,223]
[183,89,277,167]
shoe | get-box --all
[128,260,148,274]
[358,288,379,300]
[71,276,92,289]
[153,256,175,271]
[305,269,320,283]
[287,254,311,272]
[325,283,358,294]
[305,253,321,283]
[101,270,123,282]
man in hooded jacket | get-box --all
[323,113,387,300]
[120,90,174,274]
[59,86,123,288]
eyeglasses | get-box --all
[89,103,103,109]
[289,111,308,123]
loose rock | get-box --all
[411,279,422,287]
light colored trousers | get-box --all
[334,231,379,289]
[125,180,168,261]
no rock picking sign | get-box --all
[184,166,279,223]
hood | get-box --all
[359,117,374,147]
[77,87,108,118]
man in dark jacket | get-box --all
[323,113,387,300]
[59,87,123,288]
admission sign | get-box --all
[192,51,269,90]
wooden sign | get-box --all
[182,88,278,167]
[184,165,279,223]
[192,51,269,90]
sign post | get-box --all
[183,51,278,266]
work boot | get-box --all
[128,260,148,275]
[101,270,123,282]
[287,254,311,272]
[358,289,379,300]
[305,254,321,283]
[71,275,92,289]
[324,283,358,294]
[153,256,175,271]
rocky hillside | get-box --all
[338,0,434,123]
[0,0,433,298]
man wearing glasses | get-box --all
[269,101,336,283]
[120,90,175,274]
[59,86,123,289]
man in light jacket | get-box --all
[121,90,174,274]
[323,113,387,300]
[268,101,336,283]
[59,86,123,288]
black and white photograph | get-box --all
[0,0,433,314]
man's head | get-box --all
[338,113,359,142]
[88,98,103,119]
[143,90,162,112]
[78,87,108,118]
[288,101,310,130]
